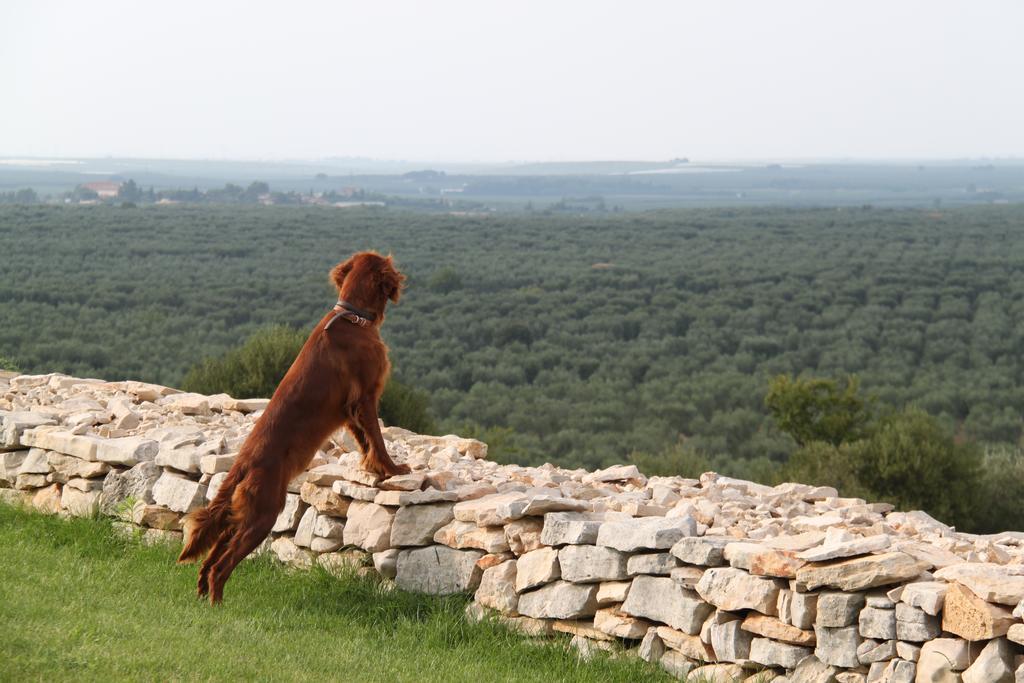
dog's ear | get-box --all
[330,257,355,292]
[380,255,405,303]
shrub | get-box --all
[765,374,872,447]
[181,326,435,433]
[0,355,18,372]
[629,441,711,478]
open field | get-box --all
[0,503,668,682]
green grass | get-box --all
[0,504,670,682]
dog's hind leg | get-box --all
[207,509,277,605]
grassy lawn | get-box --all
[0,504,670,682]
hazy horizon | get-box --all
[3,0,1023,162]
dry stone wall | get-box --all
[3,372,1024,682]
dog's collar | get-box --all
[335,299,377,322]
[324,299,375,330]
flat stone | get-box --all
[151,471,207,513]
[597,515,697,552]
[858,606,896,640]
[515,547,561,592]
[61,486,101,517]
[691,664,745,683]
[0,411,56,448]
[433,520,509,553]
[742,613,816,646]
[372,549,399,579]
[453,492,527,524]
[293,506,317,547]
[270,537,314,569]
[695,567,783,615]
[517,580,598,620]
[895,603,941,641]
[311,535,342,552]
[22,427,102,461]
[962,637,1015,683]
[332,480,378,502]
[94,436,158,467]
[817,591,866,627]
[814,625,861,668]
[155,445,203,473]
[31,483,61,513]
[795,552,928,592]
[797,534,891,562]
[299,481,350,517]
[390,502,455,546]
[378,472,427,491]
[555,619,615,643]
[659,649,697,679]
[942,582,1015,641]
[595,580,631,605]
[656,625,716,661]
[540,511,615,546]
[504,517,544,555]
[857,638,897,665]
[791,590,819,630]
[670,565,705,590]
[789,656,838,683]
[934,563,1024,606]
[593,608,652,639]
[65,477,103,492]
[199,454,234,475]
[710,619,754,661]
[622,575,714,634]
[626,552,679,576]
[342,501,395,552]
[918,637,970,673]
[475,560,518,614]
[558,545,629,583]
[725,541,806,578]
[395,545,484,595]
[670,535,733,567]
[899,581,947,616]
[131,502,182,530]
[374,488,458,506]
[272,493,305,533]
[749,637,813,670]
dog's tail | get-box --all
[177,466,243,564]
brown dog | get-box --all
[178,251,411,603]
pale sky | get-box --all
[2,0,1022,162]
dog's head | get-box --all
[330,252,405,310]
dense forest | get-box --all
[2,204,1024,478]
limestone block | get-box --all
[710,619,754,661]
[726,541,806,578]
[743,613,816,646]
[342,501,395,552]
[95,436,158,467]
[515,546,561,592]
[859,606,897,640]
[670,536,732,567]
[695,567,783,615]
[433,520,509,553]
[935,563,1024,606]
[749,636,814,670]
[559,545,629,583]
[817,591,866,627]
[517,580,598,620]
[151,471,207,514]
[99,461,160,514]
[622,575,714,634]
[627,552,679,577]
[941,582,1015,641]
[395,545,484,595]
[962,637,1015,683]
[795,552,928,592]
[593,607,652,639]
[299,481,350,517]
[389,502,455,547]
[597,515,697,552]
[271,493,305,533]
[61,486,101,517]
[475,560,518,614]
[814,624,861,668]
[293,506,317,547]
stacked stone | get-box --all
[3,373,1024,682]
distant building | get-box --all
[81,181,122,198]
